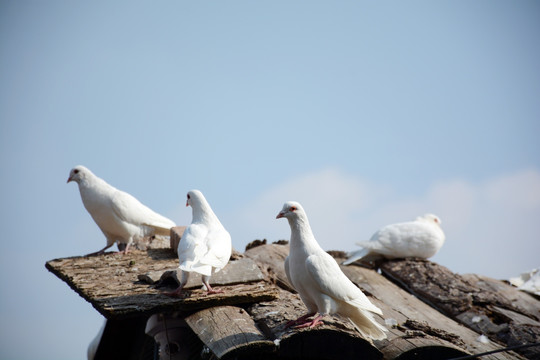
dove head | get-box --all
[418,213,442,226]
[67,165,91,184]
[186,189,219,223]
[276,201,316,243]
[276,201,305,220]
[186,189,206,208]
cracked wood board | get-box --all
[45,249,278,319]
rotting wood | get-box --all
[45,249,278,320]
[380,258,540,359]
[338,258,526,360]
[244,243,295,292]
[283,247,524,359]
[461,273,540,322]
[184,305,275,359]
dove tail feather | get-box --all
[340,302,387,340]
[179,263,212,277]
[343,248,370,265]
[144,223,174,236]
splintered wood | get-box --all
[45,249,278,319]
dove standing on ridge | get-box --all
[343,214,445,265]
[276,201,387,340]
[67,165,176,255]
[164,190,232,297]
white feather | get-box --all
[277,201,387,340]
[67,165,176,254]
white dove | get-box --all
[276,201,387,340]
[165,189,232,297]
[343,214,445,265]
[67,165,176,255]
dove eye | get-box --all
[290,206,297,211]
[74,169,79,174]
[187,194,191,199]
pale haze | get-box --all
[1,2,539,359]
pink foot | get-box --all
[206,287,224,295]
[163,287,187,298]
[114,249,129,255]
[285,313,316,328]
[294,314,324,329]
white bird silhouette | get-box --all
[277,201,387,340]
[67,165,175,255]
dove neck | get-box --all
[288,216,319,250]
[79,173,112,194]
[191,203,220,224]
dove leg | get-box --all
[294,314,324,329]
[86,243,114,257]
[115,240,132,255]
[202,275,224,294]
[121,242,131,254]
[285,312,317,328]
[163,271,190,297]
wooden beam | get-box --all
[184,306,275,359]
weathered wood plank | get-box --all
[45,249,278,320]
[461,273,540,321]
[156,257,265,289]
[184,306,275,359]
[244,243,294,292]
[345,262,525,359]
[380,259,539,359]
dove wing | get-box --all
[111,190,174,230]
[284,255,295,290]
[198,227,232,271]
[306,252,382,314]
[177,223,212,275]
[362,221,434,257]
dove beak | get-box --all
[276,211,285,219]
[186,200,189,207]
[67,176,72,183]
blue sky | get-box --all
[1,1,539,359]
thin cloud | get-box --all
[227,167,540,279]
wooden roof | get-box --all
[45,228,540,360]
